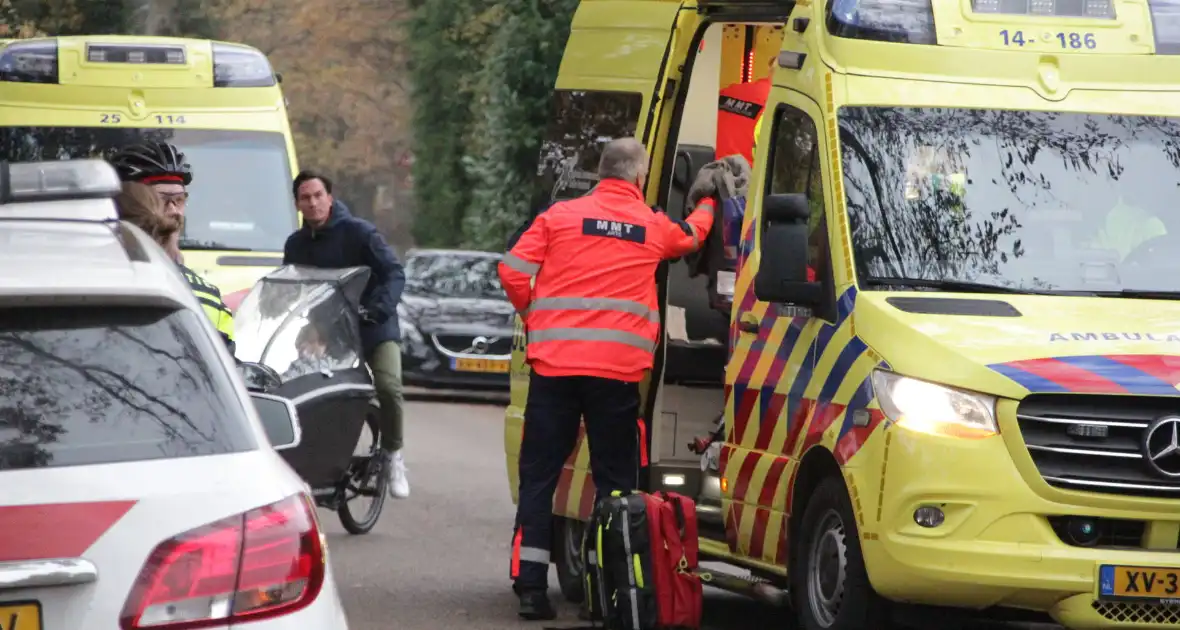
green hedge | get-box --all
[407,0,577,251]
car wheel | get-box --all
[553,517,586,604]
[790,476,889,630]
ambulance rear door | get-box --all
[505,0,688,512]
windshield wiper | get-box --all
[864,277,1052,295]
[179,239,249,252]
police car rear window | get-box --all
[0,306,254,471]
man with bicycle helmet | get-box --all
[109,142,237,355]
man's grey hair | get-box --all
[598,137,649,183]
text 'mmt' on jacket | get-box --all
[716,77,771,166]
[498,178,715,383]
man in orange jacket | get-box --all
[500,137,715,620]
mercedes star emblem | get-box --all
[1142,416,1180,479]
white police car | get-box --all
[0,160,349,630]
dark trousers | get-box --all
[510,372,641,591]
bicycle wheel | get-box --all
[338,410,387,534]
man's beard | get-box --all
[159,211,184,234]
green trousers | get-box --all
[368,341,404,451]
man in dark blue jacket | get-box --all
[284,170,411,499]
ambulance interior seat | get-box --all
[664,143,728,385]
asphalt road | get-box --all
[316,393,1061,630]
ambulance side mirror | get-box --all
[754,193,822,307]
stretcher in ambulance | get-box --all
[506,0,1180,627]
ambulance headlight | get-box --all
[827,0,937,45]
[871,370,998,439]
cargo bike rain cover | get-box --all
[234,264,377,489]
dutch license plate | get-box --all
[1099,565,1180,601]
[0,602,42,630]
[452,357,510,373]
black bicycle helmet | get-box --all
[109,142,193,186]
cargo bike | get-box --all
[235,264,388,534]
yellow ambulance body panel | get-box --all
[0,35,298,302]
[507,0,1180,626]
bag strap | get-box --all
[666,494,687,539]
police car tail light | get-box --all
[0,39,59,84]
[1148,0,1180,54]
[2,159,121,201]
[212,42,277,88]
[871,370,999,439]
[827,0,937,45]
[119,493,325,629]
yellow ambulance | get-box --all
[0,35,298,305]
[505,0,1180,627]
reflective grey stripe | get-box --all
[528,328,656,352]
[518,546,550,564]
[503,253,540,276]
[621,509,641,628]
[690,225,700,250]
[587,550,597,566]
[529,297,659,323]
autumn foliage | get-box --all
[0,0,573,253]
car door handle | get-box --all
[737,313,760,334]
[0,558,98,591]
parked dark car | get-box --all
[398,249,514,391]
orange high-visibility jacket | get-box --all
[716,78,771,165]
[499,179,715,382]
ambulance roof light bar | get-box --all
[212,42,277,88]
[0,39,59,84]
[1148,0,1180,54]
[827,0,1125,46]
[0,160,121,211]
[826,0,938,44]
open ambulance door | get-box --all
[642,0,793,553]
[504,0,691,517]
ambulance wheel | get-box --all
[791,476,889,630]
[554,517,586,604]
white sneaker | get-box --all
[388,450,410,499]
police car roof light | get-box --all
[212,42,276,88]
[1148,0,1180,54]
[826,0,937,45]
[0,160,122,205]
[0,39,59,84]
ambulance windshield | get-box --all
[0,127,296,252]
[839,106,1180,295]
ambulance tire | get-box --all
[791,476,890,630]
[554,517,586,604]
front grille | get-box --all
[1092,600,1180,624]
[431,333,512,356]
[1017,394,1180,498]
